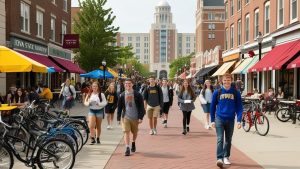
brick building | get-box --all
[223,0,300,98]
[0,0,6,94]
[4,0,83,91]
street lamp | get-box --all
[257,32,263,93]
[102,59,107,89]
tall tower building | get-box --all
[150,0,177,79]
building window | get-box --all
[63,0,68,12]
[144,43,149,47]
[128,37,132,41]
[277,0,284,27]
[245,14,250,42]
[254,9,259,39]
[144,37,148,41]
[237,0,241,11]
[245,0,249,4]
[208,23,216,30]
[225,28,228,50]
[230,24,234,49]
[208,13,214,20]
[120,43,123,47]
[136,49,140,53]
[225,3,228,19]
[221,13,225,21]
[20,2,30,33]
[290,0,298,22]
[144,49,149,53]
[208,33,215,39]
[61,22,67,44]
[128,43,132,47]
[36,10,43,38]
[136,37,140,41]
[186,49,190,53]
[230,0,234,16]
[238,20,241,45]
[186,37,190,42]
[50,17,55,41]
[264,2,270,34]
[136,43,140,47]
[121,37,124,41]
[136,55,140,59]
[186,43,190,47]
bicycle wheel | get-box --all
[67,121,89,145]
[37,138,75,169]
[0,144,14,169]
[255,114,270,136]
[72,128,83,153]
[242,113,251,132]
[276,108,291,122]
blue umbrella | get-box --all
[47,67,56,73]
[80,69,114,79]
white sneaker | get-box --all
[110,126,113,129]
[153,128,157,135]
[216,159,223,168]
[223,157,231,165]
[164,123,167,128]
[149,130,154,135]
[107,125,111,130]
[204,125,209,130]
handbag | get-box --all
[199,94,207,104]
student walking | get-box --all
[105,82,118,129]
[59,79,76,115]
[84,81,107,144]
[117,78,145,156]
[178,80,196,135]
[143,76,163,135]
[161,78,173,128]
[199,80,213,129]
[210,73,243,168]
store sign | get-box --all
[63,34,79,49]
[49,47,71,60]
[11,37,48,55]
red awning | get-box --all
[249,39,300,72]
[17,50,64,72]
[287,56,300,69]
[51,57,85,74]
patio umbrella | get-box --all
[100,66,127,78]
[0,46,48,73]
[80,69,114,79]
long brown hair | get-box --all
[179,80,196,99]
[86,81,102,102]
[202,79,214,95]
[106,82,115,93]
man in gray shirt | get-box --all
[117,78,145,156]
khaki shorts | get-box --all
[146,105,161,118]
[122,118,139,134]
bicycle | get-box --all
[276,100,300,124]
[242,97,270,136]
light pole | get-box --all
[257,32,263,93]
[102,59,107,89]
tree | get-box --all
[74,0,119,71]
[169,53,194,79]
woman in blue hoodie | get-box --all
[210,73,243,168]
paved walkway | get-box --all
[105,98,262,169]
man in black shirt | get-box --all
[143,76,163,135]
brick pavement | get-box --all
[104,99,263,169]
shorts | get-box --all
[105,105,116,114]
[88,109,104,119]
[162,102,171,114]
[122,118,139,134]
[146,105,161,118]
[201,103,211,113]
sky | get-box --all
[71,0,197,33]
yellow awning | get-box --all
[212,61,236,77]
[231,58,253,74]
[0,46,48,73]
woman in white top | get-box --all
[84,81,107,144]
[200,80,214,130]
[59,79,76,115]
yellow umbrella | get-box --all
[0,46,48,73]
[100,66,127,78]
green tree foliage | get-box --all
[74,0,119,71]
[169,53,194,79]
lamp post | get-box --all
[257,32,263,93]
[102,59,107,89]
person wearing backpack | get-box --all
[143,76,163,135]
[199,79,213,130]
[59,78,76,115]
[210,73,243,168]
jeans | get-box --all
[215,117,235,160]
[182,111,192,129]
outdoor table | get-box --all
[280,100,296,104]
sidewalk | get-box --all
[105,98,262,169]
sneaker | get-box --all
[161,119,165,124]
[110,126,114,129]
[182,130,187,135]
[223,157,231,165]
[187,127,190,132]
[107,125,110,129]
[216,159,223,168]
[205,125,210,130]
[149,130,154,135]
[96,138,100,144]
[125,147,130,156]
[153,128,157,135]
[131,142,136,152]
[164,123,167,128]
[90,137,96,144]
